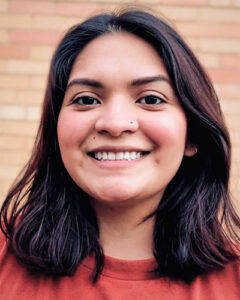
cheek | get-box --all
[141,112,187,149]
[57,111,92,148]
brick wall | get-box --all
[0,0,239,204]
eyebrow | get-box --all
[66,75,170,90]
[67,78,104,90]
[130,75,170,86]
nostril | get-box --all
[95,117,139,136]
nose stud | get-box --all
[130,121,134,124]
[194,146,198,154]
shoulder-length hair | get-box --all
[1,8,239,283]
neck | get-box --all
[91,196,160,260]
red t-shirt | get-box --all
[1,233,240,300]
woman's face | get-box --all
[57,32,195,206]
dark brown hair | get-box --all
[1,9,240,283]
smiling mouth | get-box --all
[88,151,150,161]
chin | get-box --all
[82,176,133,201]
[90,183,134,204]
[90,183,139,204]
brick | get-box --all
[0,135,34,151]
[0,166,20,179]
[0,59,7,72]
[33,15,80,30]
[230,177,240,194]
[0,104,25,120]
[225,114,240,130]
[231,131,240,146]
[209,0,231,6]
[9,1,55,15]
[153,0,208,5]
[223,115,233,129]
[0,45,29,58]
[26,106,41,121]
[0,195,6,205]
[0,0,8,12]
[195,52,219,68]
[17,90,44,105]
[0,29,8,43]
[198,7,240,23]
[231,164,240,177]
[0,89,17,104]
[176,22,240,38]
[233,0,240,7]
[7,59,49,75]
[232,147,240,163]
[0,180,13,196]
[0,150,30,166]
[230,175,240,186]
[221,99,240,115]
[0,74,30,89]
[213,83,220,96]
[30,75,47,90]
[198,38,240,53]
[30,46,54,60]
[233,147,240,158]
[232,163,240,176]
[231,168,240,183]
[230,188,240,203]
[86,0,128,4]
[0,166,20,180]
[219,85,240,100]
[231,178,240,196]
[185,37,199,51]
[9,29,62,45]
[208,69,240,84]
[155,6,198,21]
[56,2,102,17]
[0,13,32,29]
[220,54,240,69]
[0,120,38,136]
[232,143,240,153]
[231,124,240,134]
[68,0,105,1]
[231,192,240,206]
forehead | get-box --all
[68,31,170,85]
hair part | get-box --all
[1,8,240,283]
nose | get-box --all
[95,100,139,137]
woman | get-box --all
[1,8,240,299]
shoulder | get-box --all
[0,228,23,277]
[0,228,9,263]
[194,257,240,296]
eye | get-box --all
[137,95,166,105]
[72,96,100,105]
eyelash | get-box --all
[72,96,100,105]
[71,95,166,106]
[137,95,166,105]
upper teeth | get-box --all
[94,151,142,161]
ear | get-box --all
[184,142,197,157]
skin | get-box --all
[57,32,195,259]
